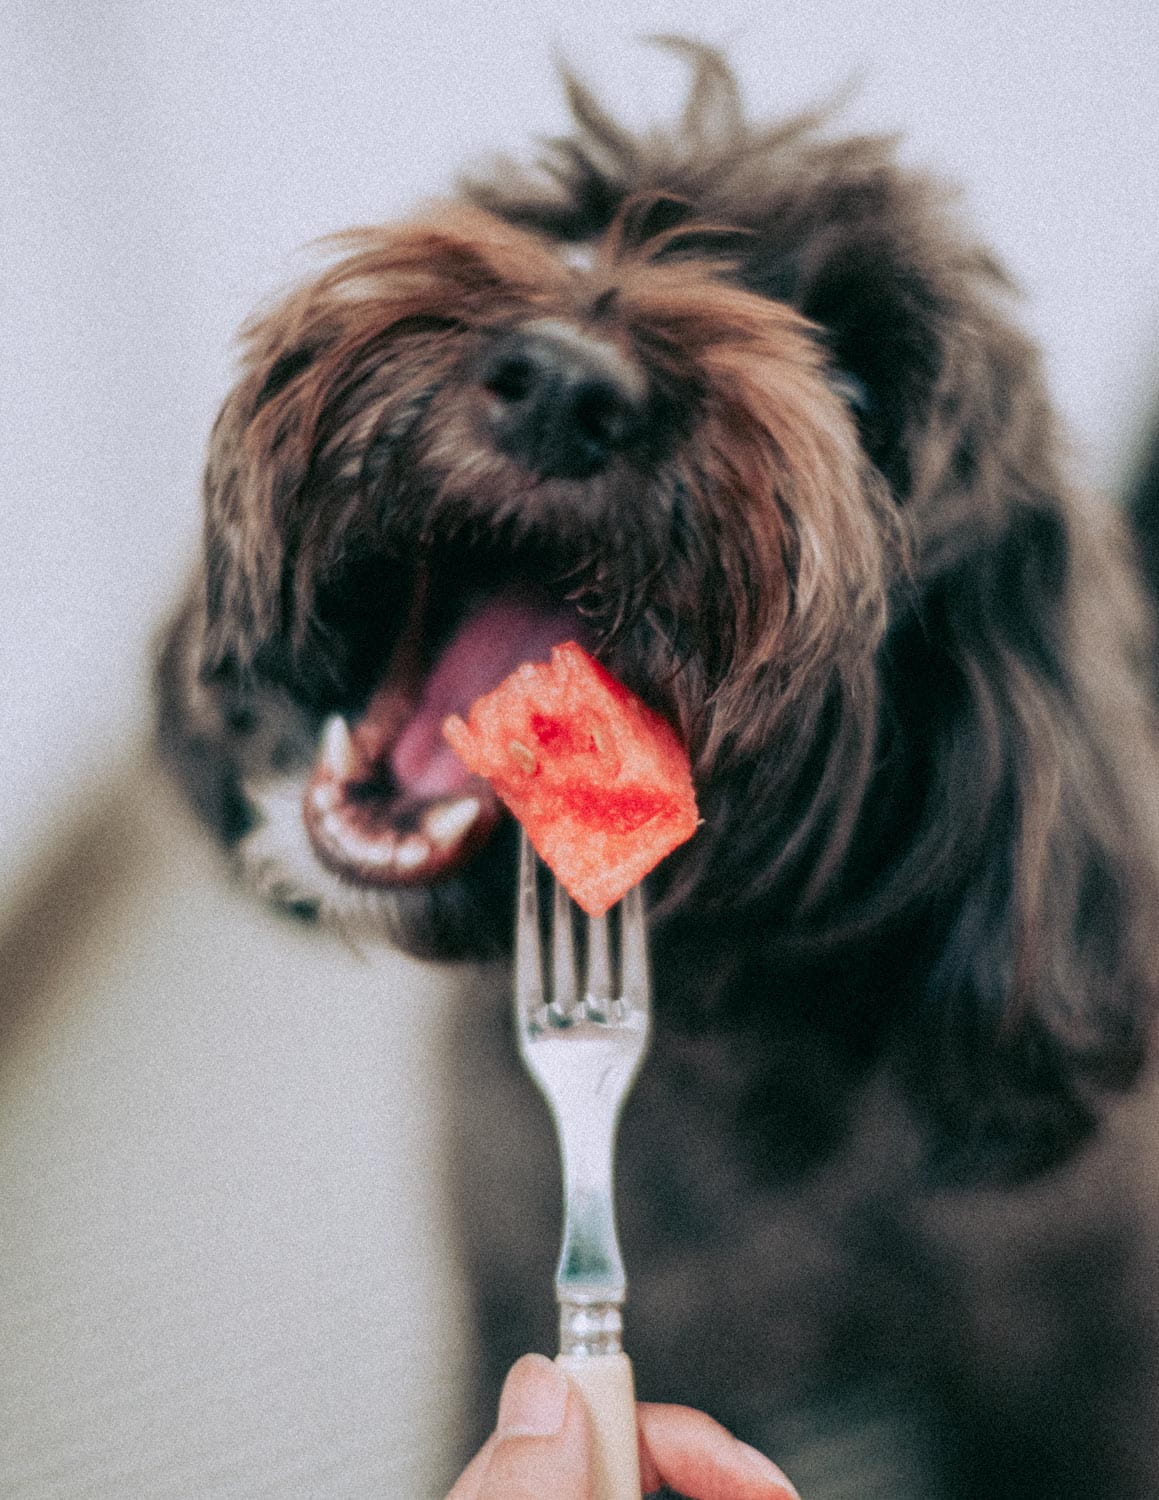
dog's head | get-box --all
[157,45,1158,1175]
[159,51,923,950]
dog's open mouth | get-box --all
[302,559,589,887]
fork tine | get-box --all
[585,908,614,1018]
[515,829,544,1013]
[618,883,649,1017]
[551,877,578,1017]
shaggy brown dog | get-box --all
[157,46,1159,1498]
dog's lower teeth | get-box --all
[320,812,396,866]
[423,796,482,848]
[395,834,434,870]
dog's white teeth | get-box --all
[308,779,341,815]
[395,834,434,871]
[315,810,438,874]
[423,796,483,848]
[320,812,390,866]
[319,713,357,780]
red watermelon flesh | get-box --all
[442,643,698,916]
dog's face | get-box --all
[155,59,1012,954]
[158,73,949,957]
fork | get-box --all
[514,828,651,1500]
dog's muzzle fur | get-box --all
[156,44,1159,1498]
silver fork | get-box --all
[514,828,651,1500]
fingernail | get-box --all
[496,1354,570,1439]
[731,1440,801,1497]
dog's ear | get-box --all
[153,587,257,847]
[197,336,320,678]
[886,499,1159,1186]
[152,312,328,845]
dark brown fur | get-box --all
[157,45,1159,1497]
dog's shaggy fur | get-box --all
[157,46,1159,1497]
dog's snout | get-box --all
[481,321,645,480]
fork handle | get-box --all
[556,1352,642,1499]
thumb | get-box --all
[476,1354,593,1500]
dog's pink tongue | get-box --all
[391,593,586,797]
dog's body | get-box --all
[158,48,1159,1497]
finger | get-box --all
[638,1403,800,1500]
[475,1354,591,1500]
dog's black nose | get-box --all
[480,321,645,480]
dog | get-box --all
[156,44,1159,1498]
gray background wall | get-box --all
[2,3,1157,1496]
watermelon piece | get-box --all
[442,642,698,916]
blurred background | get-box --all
[2,1,1157,1495]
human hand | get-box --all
[447,1353,800,1500]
